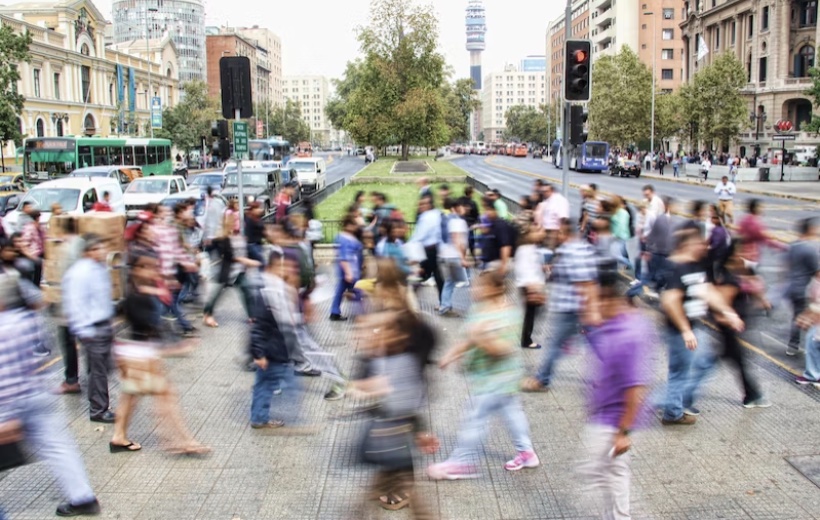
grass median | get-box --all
[353,156,467,179]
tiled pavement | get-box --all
[2,271,820,520]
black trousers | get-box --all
[521,291,542,347]
[59,325,78,385]
[421,246,443,300]
[789,297,808,349]
[719,324,762,402]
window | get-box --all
[33,69,41,97]
[748,15,754,37]
[53,73,60,100]
[759,56,768,82]
[715,27,720,49]
[795,45,816,77]
[762,6,769,30]
[663,8,674,19]
[662,29,674,40]
[134,146,146,166]
[81,65,91,102]
[36,118,44,137]
[661,69,674,80]
[799,1,817,26]
[93,146,109,166]
[662,49,674,60]
[147,146,158,165]
[124,146,134,165]
[731,21,736,45]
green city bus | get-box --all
[22,136,173,183]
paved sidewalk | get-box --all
[639,169,820,203]
[2,273,820,519]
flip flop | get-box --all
[109,442,142,453]
[379,491,410,511]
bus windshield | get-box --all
[22,188,80,212]
[249,141,289,161]
[23,149,76,178]
[585,143,608,159]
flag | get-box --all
[697,34,709,61]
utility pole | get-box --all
[561,0,571,198]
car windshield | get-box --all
[126,179,168,194]
[287,162,317,172]
[226,173,267,186]
[0,175,18,184]
[70,170,108,177]
[190,175,223,187]
[22,188,80,212]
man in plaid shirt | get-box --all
[0,305,101,516]
[523,218,601,392]
[153,205,198,336]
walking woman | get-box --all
[514,224,546,349]
[110,252,210,455]
[329,215,363,321]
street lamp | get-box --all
[644,11,657,156]
[145,5,158,138]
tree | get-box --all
[588,47,652,147]
[504,104,557,145]
[441,78,481,143]
[338,0,449,160]
[326,60,364,133]
[803,67,820,133]
[684,52,747,150]
[653,91,687,151]
[268,99,311,144]
[155,80,219,154]
[0,24,32,152]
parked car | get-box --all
[532,148,543,159]
[286,158,327,193]
[124,175,188,219]
[221,168,288,214]
[0,191,25,216]
[0,172,25,192]
[3,177,125,234]
[610,160,642,178]
[188,172,227,192]
[69,165,142,186]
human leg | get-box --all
[439,260,455,312]
[788,297,807,351]
[682,328,719,410]
[83,328,113,418]
[662,328,695,421]
[720,325,763,402]
[498,394,534,454]
[535,312,580,387]
[446,393,499,466]
[59,325,79,385]
[250,361,281,425]
[520,291,538,347]
[803,327,820,382]
[582,423,631,520]
[330,272,348,317]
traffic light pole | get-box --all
[236,108,244,233]
[561,0,571,198]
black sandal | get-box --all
[109,441,141,453]
[379,491,410,511]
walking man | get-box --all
[63,234,116,423]
[714,176,737,224]
[786,218,819,356]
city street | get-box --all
[2,273,819,519]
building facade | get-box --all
[546,0,591,104]
[205,32,259,102]
[1,0,180,160]
[480,65,547,142]
[218,26,283,107]
[283,75,334,147]
[681,0,819,155]
[111,0,205,84]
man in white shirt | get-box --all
[438,199,469,316]
[700,156,712,183]
[714,176,737,224]
[535,183,570,249]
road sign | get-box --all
[772,134,796,141]
[150,97,162,129]
[233,121,249,156]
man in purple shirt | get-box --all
[581,259,650,520]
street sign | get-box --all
[150,97,162,129]
[233,121,249,157]
[772,134,796,141]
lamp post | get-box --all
[644,11,657,157]
[145,5,158,138]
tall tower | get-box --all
[466,0,486,140]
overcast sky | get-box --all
[98,0,564,82]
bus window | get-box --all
[78,145,92,168]
[124,146,134,165]
[134,146,146,166]
[158,146,165,163]
[164,145,171,162]
[93,146,109,166]
[110,146,124,165]
[147,146,158,165]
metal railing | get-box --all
[315,220,417,244]
[262,177,348,223]
[465,176,523,214]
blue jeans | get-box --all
[14,392,96,505]
[662,327,706,421]
[448,392,533,465]
[250,361,301,425]
[166,290,193,331]
[330,268,360,316]
[536,311,582,386]
[683,329,718,410]
[805,327,820,381]
[439,258,466,311]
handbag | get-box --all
[359,416,415,470]
[114,340,168,395]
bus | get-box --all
[513,144,528,157]
[295,141,313,158]
[569,141,610,173]
[23,136,173,183]
[249,138,292,164]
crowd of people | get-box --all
[0,168,817,519]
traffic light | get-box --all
[564,40,592,102]
[211,120,229,139]
[570,105,588,146]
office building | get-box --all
[283,75,334,147]
[480,65,547,142]
[218,26,283,107]
[680,0,820,154]
[521,55,547,72]
[546,0,591,103]
[111,0,205,84]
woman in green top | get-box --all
[427,267,540,480]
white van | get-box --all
[2,177,125,234]
[286,157,327,193]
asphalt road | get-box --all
[454,154,818,241]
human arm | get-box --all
[660,289,698,350]
[613,386,647,456]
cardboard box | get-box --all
[76,213,126,241]
[42,284,61,305]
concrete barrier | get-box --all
[681,163,819,182]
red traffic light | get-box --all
[572,49,588,63]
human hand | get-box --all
[254,358,268,371]
[612,432,631,457]
[682,330,698,350]
[0,419,23,444]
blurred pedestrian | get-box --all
[714,176,736,224]
[408,195,443,303]
[91,192,113,212]
[795,269,820,386]
[785,218,819,356]
[535,183,570,250]
[515,224,546,349]
[63,234,116,423]
[245,201,265,265]
[429,267,539,479]
[438,198,469,317]
[581,259,651,520]
[479,197,515,275]
[330,215,363,321]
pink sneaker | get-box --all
[504,450,540,471]
[427,461,480,480]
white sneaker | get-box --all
[421,278,436,287]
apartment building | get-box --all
[283,76,333,147]
[219,26,283,107]
[205,32,259,102]
[480,65,547,142]
[546,0,591,103]
[680,0,820,154]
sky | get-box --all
[97,0,565,82]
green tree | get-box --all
[504,104,556,145]
[441,78,481,143]
[326,60,364,132]
[802,67,820,133]
[341,0,449,160]
[0,24,33,150]
[685,52,747,150]
[588,47,652,147]
[266,99,311,144]
[155,80,219,154]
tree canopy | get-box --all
[803,67,820,133]
[503,104,554,145]
[155,80,219,153]
[0,23,32,147]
